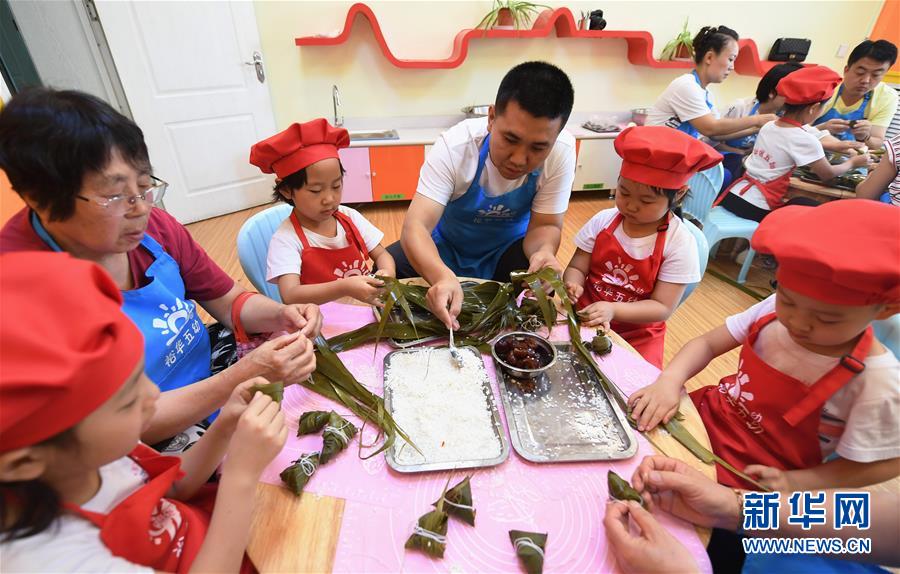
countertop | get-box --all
[343,111,634,147]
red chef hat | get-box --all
[249,119,350,179]
[0,252,144,452]
[614,126,723,189]
[776,65,841,105]
[751,200,900,306]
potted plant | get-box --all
[660,18,694,61]
[476,0,550,30]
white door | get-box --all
[94,1,277,223]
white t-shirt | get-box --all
[1,457,153,573]
[884,134,900,207]
[725,296,900,463]
[729,121,825,209]
[573,208,701,285]
[266,205,384,283]
[647,73,720,132]
[416,117,576,214]
[722,96,758,120]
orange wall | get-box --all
[871,0,899,73]
[0,170,24,226]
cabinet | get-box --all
[338,147,373,203]
[573,139,622,192]
[369,145,424,201]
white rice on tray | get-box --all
[385,347,501,465]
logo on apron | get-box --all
[474,203,515,223]
[333,259,368,279]
[599,257,641,290]
[718,360,764,433]
[150,297,203,369]
[149,498,184,547]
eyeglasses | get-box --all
[77,175,168,213]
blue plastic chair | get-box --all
[237,203,293,303]
[682,163,759,284]
[679,218,709,306]
[873,313,900,359]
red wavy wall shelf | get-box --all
[295,3,782,76]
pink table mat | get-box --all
[260,303,711,573]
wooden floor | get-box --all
[186,193,758,393]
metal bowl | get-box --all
[491,331,558,379]
[462,105,491,118]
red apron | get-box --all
[67,444,254,573]
[713,118,804,210]
[577,213,669,368]
[291,210,370,285]
[690,313,873,489]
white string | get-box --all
[441,497,475,512]
[323,419,352,446]
[296,452,319,476]
[514,537,544,558]
[412,525,447,545]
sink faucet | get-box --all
[332,85,343,127]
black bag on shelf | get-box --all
[768,38,811,62]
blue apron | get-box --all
[675,71,714,139]
[813,85,872,141]
[432,134,540,279]
[724,100,762,150]
[31,213,212,395]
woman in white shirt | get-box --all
[647,26,777,140]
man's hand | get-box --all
[604,501,700,574]
[850,119,872,142]
[426,276,462,330]
[527,250,563,274]
[820,118,851,137]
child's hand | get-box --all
[629,376,684,431]
[565,281,584,302]
[218,378,269,430]
[744,465,793,492]
[851,153,871,168]
[577,301,614,330]
[374,268,395,279]
[223,393,288,480]
[341,275,385,305]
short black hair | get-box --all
[847,39,897,67]
[756,62,803,103]
[781,99,829,116]
[272,162,346,205]
[0,88,149,222]
[495,61,575,127]
[692,25,739,65]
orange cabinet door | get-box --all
[369,145,424,201]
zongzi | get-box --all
[280,452,320,496]
[319,411,358,465]
[405,509,449,559]
[433,476,476,526]
[251,381,284,403]
[297,410,331,436]
[508,529,547,574]
[607,470,646,509]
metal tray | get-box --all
[372,281,479,348]
[493,342,638,463]
[383,346,510,473]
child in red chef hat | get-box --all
[718,65,871,222]
[250,119,395,306]
[0,252,286,572]
[563,126,723,368]
[631,200,900,491]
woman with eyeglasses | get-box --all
[0,88,322,453]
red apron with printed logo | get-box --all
[67,444,255,573]
[291,210,370,285]
[690,313,872,489]
[577,213,669,368]
[713,119,804,210]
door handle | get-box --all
[243,51,265,84]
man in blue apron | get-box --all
[813,39,898,149]
[386,62,576,328]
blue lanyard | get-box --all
[30,211,64,252]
